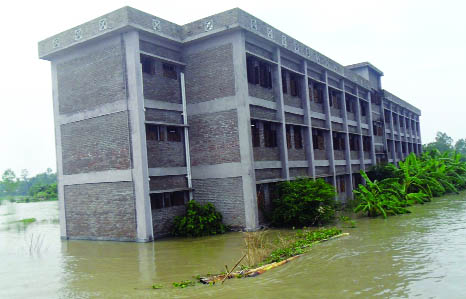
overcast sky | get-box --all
[0,0,465,176]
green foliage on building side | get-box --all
[270,178,337,227]
[172,200,226,237]
[354,151,466,218]
[0,168,57,202]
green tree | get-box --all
[1,169,18,195]
[424,132,454,153]
[455,139,466,156]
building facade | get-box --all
[38,7,422,242]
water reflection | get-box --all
[1,194,466,298]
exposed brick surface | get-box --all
[283,94,302,108]
[288,148,306,161]
[64,182,136,240]
[352,165,362,173]
[254,147,280,161]
[285,113,304,124]
[315,166,331,176]
[334,150,345,160]
[250,105,277,121]
[290,167,308,178]
[255,168,281,181]
[310,102,325,113]
[57,43,126,114]
[347,112,356,121]
[189,110,241,166]
[142,60,181,103]
[184,43,235,103]
[311,118,326,128]
[61,112,131,175]
[145,108,182,124]
[335,165,347,174]
[248,84,275,101]
[332,122,344,131]
[149,175,187,191]
[152,205,186,238]
[192,177,245,227]
[348,125,358,133]
[314,149,327,160]
[350,151,359,159]
[147,139,186,168]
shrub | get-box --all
[270,178,337,227]
[172,200,226,237]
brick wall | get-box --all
[250,105,277,121]
[288,148,306,161]
[184,43,235,103]
[255,168,282,181]
[332,122,344,131]
[350,151,359,159]
[315,166,331,176]
[152,205,186,238]
[335,165,346,175]
[254,147,280,161]
[310,102,324,113]
[147,139,186,168]
[149,175,187,191]
[283,94,302,108]
[192,177,245,228]
[248,84,275,101]
[145,108,183,124]
[311,118,326,128]
[64,182,136,240]
[56,43,126,114]
[334,150,345,160]
[189,110,241,166]
[285,113,304,124]
[314,149,327,160]
[142,60,181,103]
[290,167,308,178]
[61,112,131,175]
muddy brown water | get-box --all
[1,192,466,298]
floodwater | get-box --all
[1,192,466,298]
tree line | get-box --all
[423,132,466,158]
[0,168,57,202]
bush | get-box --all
[172,200,226,237]
[270,178,337,227]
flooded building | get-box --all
[38,7,422,242]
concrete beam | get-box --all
[62,169,132,185]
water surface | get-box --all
[1,193,466,298]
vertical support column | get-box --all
[367,92,377,165]
[355,87,365,171]
[395,112,402,161]
[274,48,290,180]
[323,70,336,189]
[51,62,66,239]
[340,81,353,200]
[180,73,193,201]
[123,31,153,242]
[388,103,396,162]
[302,61,315,178]
[402,112,408,159]
[416,118,422,153]
[380,98,389,161]
[232,31,258,230]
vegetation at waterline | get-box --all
[0,168,57,202]
[354,151,466,218]
[9,218,37,225]
[172,200,226,237]
[270,178,337,227]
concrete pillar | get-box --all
[231,31,259,230]
[340,81,353,200]
[323,71,336,189]
[302,61,315,178]
[123,31,153,242]
[355,87,365,171]
[274,48,290,180]
[388,103,396,162]
[50,62,67,239]
[180,73,193,200]
[367,92,377,165]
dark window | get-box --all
[281,70,287,94]
[251,120,261,147]
[363,136,371,152]
[333,132,345,151]
[360,101,367,116]
[247,56,272,89]
[313,85,323,103]
[312,129,325,150]
[162,63,177,80]
[329,90,340,109]
[150,193,164,210]
[384,110,391,123]
[167,126,182,142]
[392,114,397,126]
[146,124,164,141]
[294,126,303,149]
[259,62,272,88]
[346,97,354,113]
[339,176,346,193]
[141,55,155,75]
[290,73,300,97]
[286,125,292,149]
[264,122,277,147]
[172,191,186,206]
[350,134,359,151]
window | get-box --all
[333,132,345,151]
[329,90,340,109]
[162,63,177,80]
[150,191,186,210]
[290,73,300,97]
[360,101,367,116]
[247,56,272,88]
[264,122,277,147]
[167,126,182,142]
[392,114,397,126]
[294,126,303,149]
[338,176,346,193]
[146,124,164,141]
[281,70,287,93]
[251,120,260,147]
[384,110,391,123]
[350,134,359,151]
[286,125,292,149]
[313,85,323,103]
[363,136,371,152]
[373,121,384,136]
[346,98,354,113]
[141,55,155,75]
[312,129,325,150]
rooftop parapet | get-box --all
[383,90,421,115]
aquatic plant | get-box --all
[172,280,197,288]
[270,178,337,227]
[172,200,226,237]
